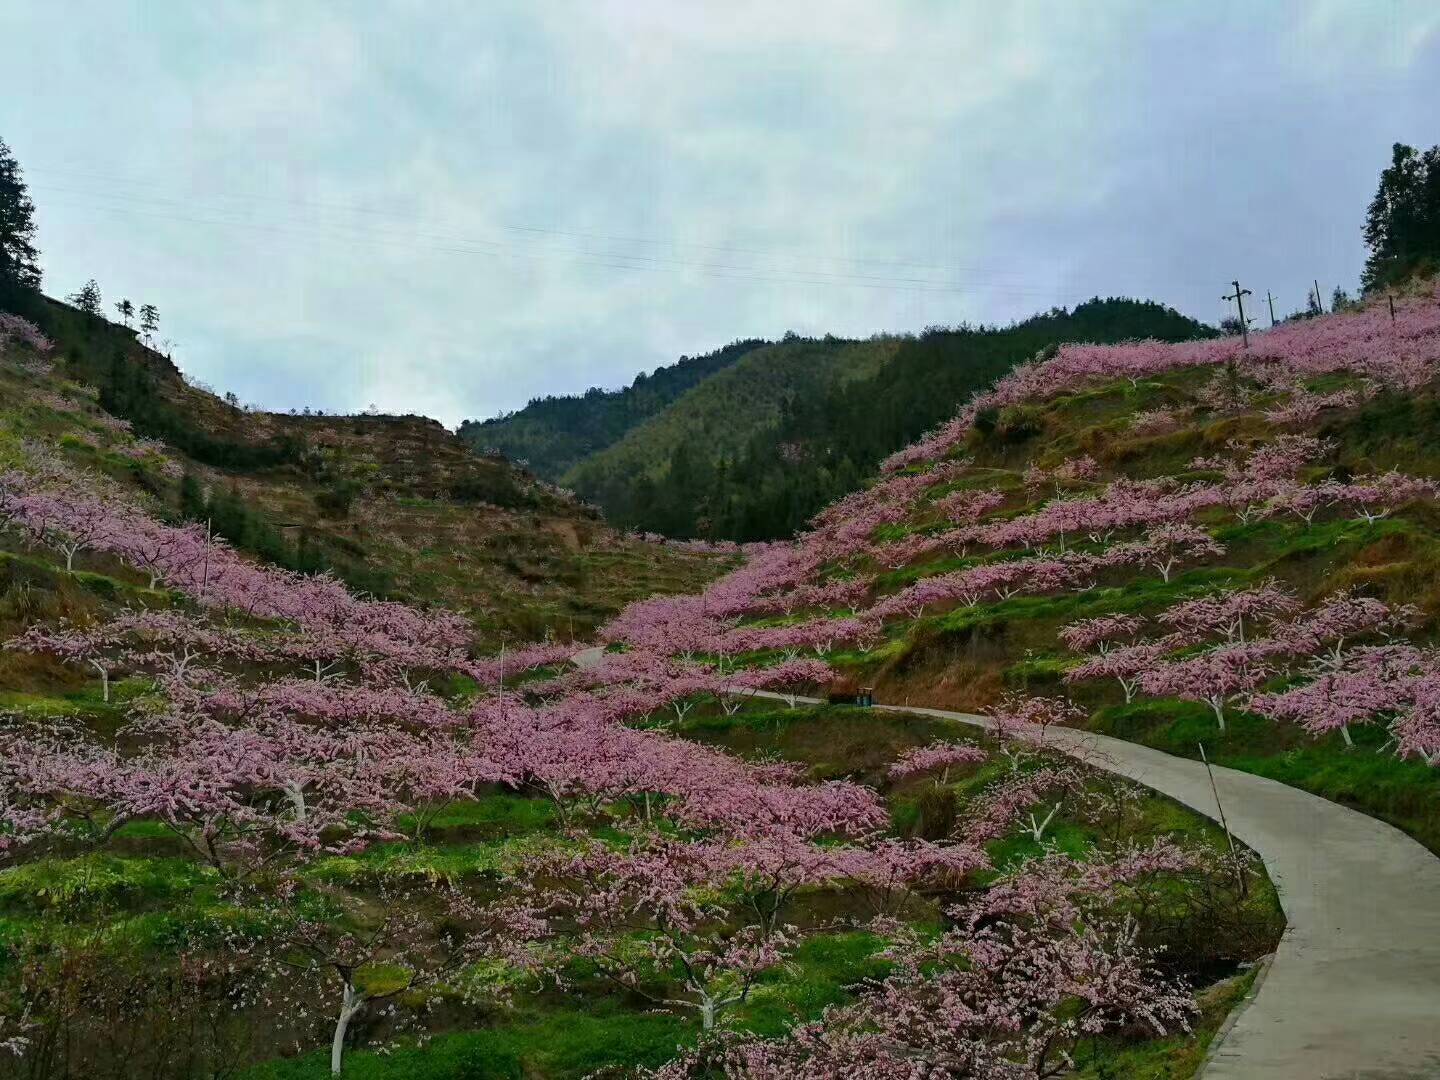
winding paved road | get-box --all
[572,649,1440,1077]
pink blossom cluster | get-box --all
[1063,584,1429,744]
[1263,386,1365,427]
[888,740,987,781]
[881,287,1440,473]
[0,464,473,669]
[0,312,53,354]
[1,619,885,879]
[1023,455,1100,495]
[933,486,1007,524]
[675,841,1199,1078]
[467,640,577,687]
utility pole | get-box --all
[1266,290,1278,327]
[1389,293,1397,325]
[1313,279,1325,315]
[1222,280,1253,348]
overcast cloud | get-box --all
[2,1,1437,426]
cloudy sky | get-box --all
[3,1,1437,426]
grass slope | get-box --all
[565,335,902,525]
[1,297,729,646]
[557,298,1213,541]
[803,323,1440,855]
[458,337,769,480]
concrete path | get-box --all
[761,692,1440,1079]
[572,642,1440,1078]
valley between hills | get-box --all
[5,136,1440,1078]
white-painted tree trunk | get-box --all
[89,660,110,703]
[1210,699,1227,732]
[284,782,308,822]
[1028,802,1062,842]
[331,982,364,1076]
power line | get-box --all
[30,164,1235,296]
[27,164,1060,282]
[38,187,1086,299]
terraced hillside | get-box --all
[604,280,1440,854]
[0,299,728,646]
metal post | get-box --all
[1199,742,1248,897]
[1222,281,1253,348]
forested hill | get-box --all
[562,333,904,531]
[575,297,1214,541]
[458,337,769,479]
[0,295,726,643]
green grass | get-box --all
[0,853,217,913]
[397,794,557,838]
[240,1002,686,1080]
[680,703,951,782]
[733,929,890,1033]
[1093,700,1440,853]
[1071,967,1260,1079]
[241,930,892,1080]
[305,834,567,886]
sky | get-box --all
[2,1,1438,427]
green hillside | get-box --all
[723,281,1440,853]
[458,337,769,480]
[0,297,729,647]
[577,299,1214,541]
[563,333,904,534]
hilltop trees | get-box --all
[67,279,102,318]
[548,301,1211,542]
[0,136,40,298]
[1363,142,1440,291]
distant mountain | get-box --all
[562,334,904,534]
[529,298,1215,541]
[458,337,769,480]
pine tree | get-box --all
[139,303,159,342]
[115,298,135,327]
[68,279,103,317]
[1362,142,1440,291]
[0,136,41,294]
